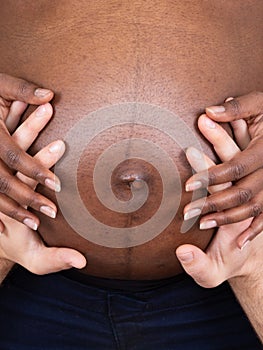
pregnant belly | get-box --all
[1,0,262,279]
[34,101,214,280]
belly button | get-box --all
[120,175,145,190]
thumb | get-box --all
[205,91,263,122]
[176,244,222,288]
[23,247,87,275]
[0,73,54,104]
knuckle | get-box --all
[230,162,246,181]
[249,202,263,217]
[31,167,44,182]
[6,149,21,168]
[17,79,32,99]
[219,214,231,226]
[25,194,39,209]
[8,208,20,220]
[205,199,218,213]
[228,98,242,117]
[0,176,10,194]
[236,188,252,204]
[208,171,217,186]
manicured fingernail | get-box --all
[40,205,56,218]
[225,97,234,102]
[206,106,226,115]
[185,181,202,192]
[177,251,194,263]
[36,105,47,117]
[200,220,217,230]
[184,208,201,220]
[45,178,61,192]
[49,142,63,153]
[205,117,216,129]
[34,88,52,98]
[23,218,38,231]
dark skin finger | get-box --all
[0,73,54,107]
[0,76,61,191]
[0,192,40,230]
[0,162,56,217]
[185,168,263,218]
[199,194,263,228]
[186,91,263,189]
[0,120,60,191]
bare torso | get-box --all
[0,0,262,279]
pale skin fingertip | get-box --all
[177,251,194,263]
[35,103,53,118]
[48,140,66,155]
[23,218,38,231]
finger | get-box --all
[230,119,251,150]
[185,141,263,189]
[0,193,39,230]
[205,91,263,122]
[197,114,240,162]
[185,147,232,193]
[226,97,252,149]
[188,168,263,223]
[0,73,54,104]
[237,216,263,248]
[5,101,28,132]
[0,140,64,228]
[0,163,57,214]
[0,120,61,192]
[24,246,87,275]
[12,103,53,150]
[17,140,66,190]
[176,245,223,288]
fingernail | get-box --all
[23,218,38,231]
[206,106,226,115]
[240,238,251,251]
[45,178,61,192]
[184,208,201,220]
[188,147,202,160]
[49,142,63,153]
[177,251,194,263]
[185,181,202,192]
[36,105,47,117]
[225,97,234,102]
[34,88,52,98]
[200,220,217,230]
[40,205,56,218]
[205,117,216,129]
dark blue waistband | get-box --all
[61,269,186,292]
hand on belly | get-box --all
[36,102,214,279]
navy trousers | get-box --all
[0,266,261,350]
